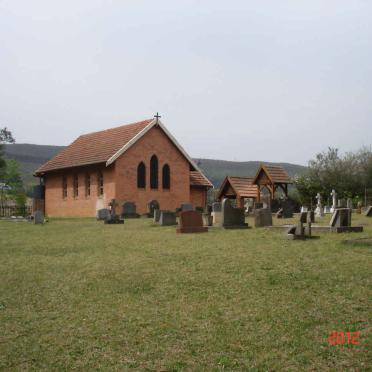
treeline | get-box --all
[0,128,26,206]
[294,147,372,205]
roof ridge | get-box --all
[79,119,153,138]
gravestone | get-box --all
[337,199,346,208]
[121,201,139,218]
[315,193,324,217]
[299,212,307,223]
[159,211,177,226]
[202,213,213,227]
[221,198,248,229]
[304,221,312,236]
[254,208,272,228]
[365,206,372,217]
[97,208,110,220]
[177,210,208,233]
[33,210,44,224]
[181,203,194,212]
[153,209,162,223]
[346,198,353,209]
[211,202,222,225]
[324,206,331,214]
[300,206,308,213]
[330,189,337,213]
[104,199,124,224]
[147,200,160,218]
[330,208,351,228]
[281,200,294,218]
[307,210,315,223]
[286,222,305,240]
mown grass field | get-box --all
[0,215,371,370]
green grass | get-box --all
[0,216,371,370]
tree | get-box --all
[295,147,372,205]
[0,127,15,179]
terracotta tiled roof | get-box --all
[225,176,258,198]
[35,119,153,175]
[263,165,291,183]
[190,171,213,188]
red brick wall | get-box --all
[44,164,115,217]
[115,126,191,214]
[190,186,207,209]
[43,125,209,217]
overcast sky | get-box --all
[1,0,371,165]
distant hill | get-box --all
[3,143,307,188]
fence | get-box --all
[0,205,32,218]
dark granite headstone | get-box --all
[159,211,177,226]
[104,199,124,224]
[147,200,160,218]
[330,208,351,228]
[33,210,44,224]
[365,206,372,217]
[281,200,294,218]
[177,210,208,233]
[97,208,110,220]
[221,198,248,229]
[254,208,272,228]
[121,201,139,218]
[299,212,307,223]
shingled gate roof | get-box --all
[35,119,212,187]
[217,176,258,200]
[253,164,291,184]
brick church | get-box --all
[35,117,213,217]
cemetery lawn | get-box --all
[0,216,371,371]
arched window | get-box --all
[137,162,146,188]
[162,164,170,189]
[150,155,158,189]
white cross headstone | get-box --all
[330,189,337,213]
[315,193,324,217]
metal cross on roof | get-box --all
[154,112,161,123]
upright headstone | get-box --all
[147,200,160,218]
[330,208,351,228]
[97,208,110,220]
[153,209,162,223]
[300,206,308,213]
[330,189,337,213]
[254,208,272,228]
[337,199,346,208]
[177,210,208,233]
[211,202,222,225]
[202,213,213,227]
[159,211,177,226]
[315,193,324,217]
[324,206,331,214]
[221,198,248,229]
[365,206,372,217]
[121,201,140,218]
[307,210,315,223]
[281,199,294,218]
[299,212,307,223]
[104,199,124,224]
[346,198,353,209]
[33,210,44,224]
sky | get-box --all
[0,0,371,165]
